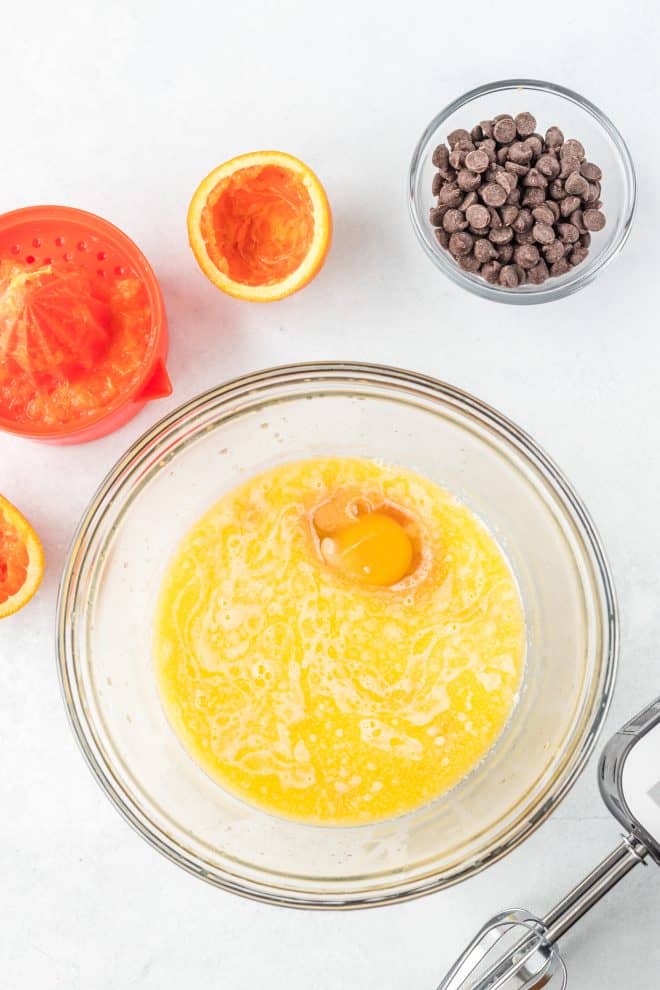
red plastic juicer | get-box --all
[0,205,171,444]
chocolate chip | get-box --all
[447,129,471,148]
[474,237,498,262]
[481,260,501,283]
[438,182,463,207]
[505,160,529,176]
[458,252,482,272]
[524,135,544,157]
[527,260,550,284]
[515,230,535,245]
[493,116,517,143]
[583,209,606,231]
[497,244,514,263]
[580,162,602,181]
[560,195,582,218]
[465,203,491,229]
[514,243,541,268]
[545,126,564,149]
[495,170,517,195]
[429,205,449,226]
[580,232,592,248]
[449,231,474,256]
[506,188,522,205]
[513,209,533,233]
[549,179,567,200]
[432,173,444,196]
[536,154,561,179]
[569,246,590,266]
[489,206,503,228]
[496,146,510,164]
[550,258,572,277]
[543,240,565,262]
[515,111,537,137]
[478,138,497,161]
[522,187,547,207]
[545,200,560,221]
[499,264,519,287]
[481,183,508,207]
[480,120,494,139]
[569,209,586,233]
[532,204,555,225]
[560,156,582,179]
[432,144,450,169]
[449,148,465,170]
[564,171,590,197]
[583,181,601,204]
[523,168,548,188]
[558,223,580,243]
[513,263,527,284]
[464,149,490,173]
[470,124,484,142]
[457,169,482,192]
[561,139,585,162]
[443,208,469,233]
[532,222,556,245]
[460,191,478,211]
[508,141,533,164]
[501,205,519,226]
[434,228,450,249]
[489,226,514,245]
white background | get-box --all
[1,2,659,987]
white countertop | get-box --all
[2,2,659,987]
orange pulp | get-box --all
[201,164,315,286]
[0,261,153,429]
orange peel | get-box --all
[0,494,44,619]
[187,151,331,302]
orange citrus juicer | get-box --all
[188,151,332,301]
[0,494,44,619]
[0,206,171,444]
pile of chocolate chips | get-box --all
[430,112,605,287]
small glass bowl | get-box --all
[57,363,618,908]
[409,79,636,304]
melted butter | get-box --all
[154,457,526,825]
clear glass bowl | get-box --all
[57,363,618,907]
[409,79,636,304]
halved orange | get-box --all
[187,151,332,302]
[0,494,44,619]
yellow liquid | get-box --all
[154,457,525,825]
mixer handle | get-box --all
[542,834,648,944]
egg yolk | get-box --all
[321,511,414,586]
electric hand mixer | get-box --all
[437,697,660,989]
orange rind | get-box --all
[187,151,331,302]
[0,494,44,619]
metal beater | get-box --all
[437,697,660,989]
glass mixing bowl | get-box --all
[409,79,636,304]
[57,363,617,907]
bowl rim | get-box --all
[408,78,637,305]
[56,361,619,908]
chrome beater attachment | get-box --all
[437,696,660,989]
